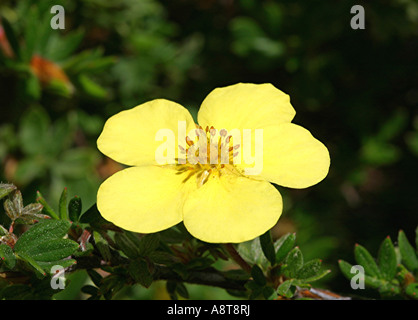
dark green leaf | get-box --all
[1,16,21,60]
[93,231,112,261]
[37,258,77,272]
[128,259,153,288]
[68,196,82,222]
[0,243,16,269]
[17,252,46,276]
[14,220,71,253]
[260,230,275,265]
[354,244,381,278]
[138,233,160,256]
[22,239,79,262]
[251,265,266,286]
[398,230,418,272]
[377,236,397,280]
[114,232,140,259]
[275,233,296,263]
[262,286,277,300]
[286,247,303,277]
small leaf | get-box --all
[17,252,46,276]
[68,196,82,222]
[398,230,418,272]
[377,236,397,280]
[277,280,295,298]
[296,259,322,280]
[93,231,112,261]
[36,191,59,220]
[251,265,266,286]
[128,259,153,288]
[38,258,77,271]
[59,188,68,220]
[286,247,304,278]
[354,244,381,278]
[114,232,140,259]
[138,234,160,256]
[0,243,16,269]
[275,233,296,263]
[260,230,275,265]
[0,183,16,200]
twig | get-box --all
[223,243,252,274]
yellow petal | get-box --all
[183,174,282,243]
[97,99,196,166]
[252,123,330,188]
[97,166,189,233]
[197,83,295,131]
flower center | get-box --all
[175,125,241,187]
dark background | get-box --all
[0,0,417,298]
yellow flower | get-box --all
[96,83,330,243]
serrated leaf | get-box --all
[251,265,266,286]
[354,244,381,278]
[68,196,82,222]
[286,247,303,277]
[0,243,16,269]
[59,188,68,220]
[398,230,418,272]
[23,239,79,262]
[277,280,295,298]
[14,220,71,253]
[275,233,296,263]
[377,237,397,280]
[260,230,275,265]
[296,259,322,280]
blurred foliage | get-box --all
[0,0,417,299]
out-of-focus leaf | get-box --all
[36,191,59,219]
[77,74,108,99]
[19,107,50,155]
[0,183,16,200]
[128,259,153,288]
[1,16,21,59]
[0,243,16,269]
[405,283,418,300]
[398,230,418,272]
[59,187,68,220]
[114,232,140,259]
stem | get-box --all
[223,243,252,274]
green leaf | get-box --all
[398,230,418,272]
[338,259,354,280]
[0,244,16,269]
[286,247,304,278]
[275,233,296,263]
[14,220,71,253]
[114,232,140,259]
[338,259,384,290]
[416,226,418,256]
[0,183,17,200]
[251,265,266,286]
[354,244,381,278]
[259,230,275,265]
[93,231,112,261]
[138,233,160,256]
[68,196,82,222]
[296,259,322,280]
[19,107,50,155]
[17,252,46,276]
[405,283,418,300]
[277,280,295,298]
[128,259,153,288]
[58,188,68,220]
[22,239,79,262]
[377,236,397,280]
[38,258,77,272]
[78,74,108,99]
[36,191,59,220]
